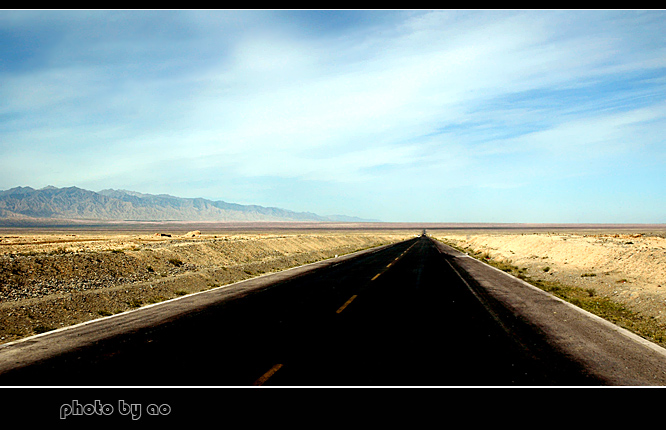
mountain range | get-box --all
[0,186,376,223]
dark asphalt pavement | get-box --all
[0,235,609,386]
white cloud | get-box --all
[1,10,665,221]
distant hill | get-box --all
[0,186,377,223]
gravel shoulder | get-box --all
[432,229,666,330]
[0,229,413,345]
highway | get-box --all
[2,234,666,386]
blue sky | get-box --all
[1,10,665,223]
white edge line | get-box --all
[434,239,666,358]
[0,239,405,350]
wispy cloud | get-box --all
[1,10,664,222]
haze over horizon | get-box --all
[1,10,665,223]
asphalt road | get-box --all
[2,234,666,387]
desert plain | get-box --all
[432,227,666,317]
[1,222,666,349]
[0,223,416,345]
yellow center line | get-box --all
[253,363,283,386]
[336,294,358,313]
[371,242,417,281]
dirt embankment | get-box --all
[0,230,413,345]
[434,231,666,321]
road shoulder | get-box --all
[432,237,666,386]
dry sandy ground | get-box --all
[5,225,666,348]
[0,229,414,345]
[433,230,666,323]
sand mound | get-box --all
[0,229,413,344]
[434,231,666,320]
